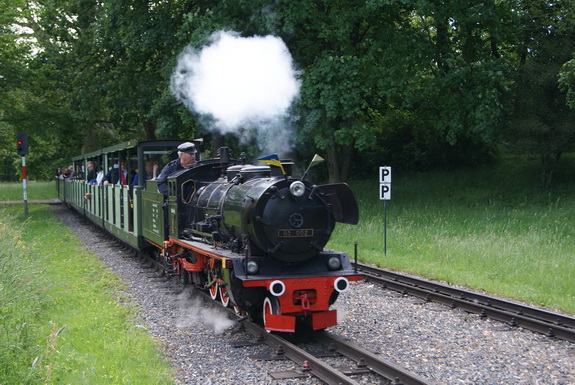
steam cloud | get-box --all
[176,292,235,335]
[171,31,301,155]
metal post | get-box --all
[354,241,358,272]
[383,200,387,255]
[22,156,28,215]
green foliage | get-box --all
[559,59,575,108]
[1,0,208,181]
[2,0,575,183]
[507,0,575,186]
[271,1,389,180]
[299,55,374,148]
[371,0,514,157]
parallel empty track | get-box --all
[357,262,575,343]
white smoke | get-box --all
[171,31,301,155]
[176,292,236,335]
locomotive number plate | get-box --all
[278,229,314,238]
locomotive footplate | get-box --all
[169,237,363,282]
[169,237,240,262]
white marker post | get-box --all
[22,156,28,215]
[17,132,29,215]
[379,167,391,254]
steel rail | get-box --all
[357,262,575,343]
[240,320,362,385]
[315,331,436,385]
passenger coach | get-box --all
[56,139,202,247]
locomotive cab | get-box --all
[166,157,240,240]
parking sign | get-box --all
[379,167,391,200]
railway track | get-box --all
[356,262,575,343]
[230,314,436,385]
[134,253,434,384]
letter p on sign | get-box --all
[379,167,391,183]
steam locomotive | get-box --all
[57,139,362,332]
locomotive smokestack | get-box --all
[218,147,230,164]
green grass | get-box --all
[0,181,57,201]
[0,205,175,385]
[0,213,46,383]
[328,155,575,315]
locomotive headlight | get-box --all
[246,260,259,275]
[327,256,342,270]
[289,181,306,197]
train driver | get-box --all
[156,142,197,195]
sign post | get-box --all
[21,156,28,215]
[17,132,29,215]
[379,167,391,254]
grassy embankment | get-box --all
[0,203,174,385]
[328,155,575,315]
[0,180,57,201]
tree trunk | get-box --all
[142,120,157,141]
[435,16,450,73]
[339,144,352,182]
[82,128,100,154]
[326,143,353,183]
[541,151,561,187]
[327,145,340,183]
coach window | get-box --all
[128,152,138,186]
[145,155,161,182]
[85,157,95,184]
[139,146,178,187]
[97,155,104,182]
[72,160,84,180]
[105,153,117,184]
[104,151,132,185]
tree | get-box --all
[509,0,575,186]
[0,0,27,180]
[254,0,391,182]
[3,0,574,182]
[0,0,79,180]
[210,0,515,181]
[372,0,514,169]
[0,0,210,179]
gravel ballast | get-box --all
[52,204,575,384]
